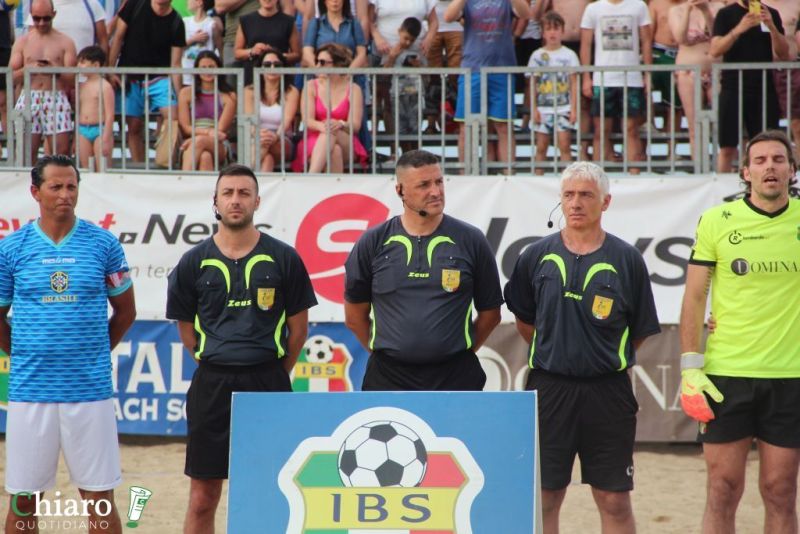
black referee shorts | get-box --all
[362,349,486,391]
[527,369,638,492]
[185,360,291,479]
[699,376,800,447]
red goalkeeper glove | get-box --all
[680,352,724,423]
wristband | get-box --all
[680,351,705,370]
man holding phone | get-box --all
[9,0,77,163]
[710,0,789,172]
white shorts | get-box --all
[5,399,122,494]
[13,90,74,135]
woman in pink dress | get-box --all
[292,43,367,173]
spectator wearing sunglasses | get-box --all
[292,43,367,173]
[244,49,300,171]
[10,0,77,163]
[25,0,109,57]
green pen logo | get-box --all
[126,487,153,528]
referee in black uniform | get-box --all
[344,150,503,391]
[504,161,660,534]
[166,164,317,532]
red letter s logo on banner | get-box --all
[296,194,390,303]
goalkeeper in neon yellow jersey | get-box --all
[679,130,800,534]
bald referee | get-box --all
[343,149,503,391]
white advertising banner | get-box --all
[0,171,743,323]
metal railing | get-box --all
[480,64,706,175]
[4,62,799,175]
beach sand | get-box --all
[0,438,768,533]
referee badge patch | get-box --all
[257,287,275,310]
[591,295,614,320]
[442,269,460,292]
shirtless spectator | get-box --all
[532,0,591,159]
[27,0,110,57]
[76,46,114,171]
[669,0,724,159]
[769,0,800,161]
[649,0,684,153]
[10,0,77,162]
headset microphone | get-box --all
[213,195,222,221]
[398,185,428,217]
[546,202,561,229]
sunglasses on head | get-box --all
[33,15,53,22]
[262,61,283,67]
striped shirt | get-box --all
[0,219,132,402]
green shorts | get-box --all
[652,45,679,108]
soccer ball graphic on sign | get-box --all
[305,335,335,363]
[338,421,428,487]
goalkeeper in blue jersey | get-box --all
[0,155,136,533]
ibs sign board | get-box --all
[228,392,539,533]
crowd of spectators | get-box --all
[1,0,800,173]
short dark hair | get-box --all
[541,11,565,29]
[396,149,440,174]
[215,164,259,193]
[399,17,422,39]
[740,129,797,192]
[77,45,106,65]
[31,155,80,188]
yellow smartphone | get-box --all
[749,0,761,15]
